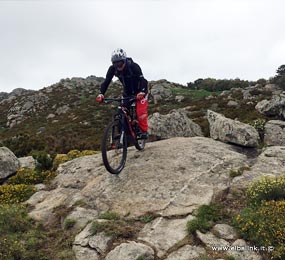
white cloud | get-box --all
[0,0,284,92]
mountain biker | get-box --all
[96,48,149,139]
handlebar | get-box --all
[103,96,137,104]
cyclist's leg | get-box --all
[136,95,149,135]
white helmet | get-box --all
[111,48,127,63]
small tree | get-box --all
[273,65,285,89]
[276,65,285,77]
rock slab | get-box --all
[207,110,260,147]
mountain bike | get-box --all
[101,96,146,174]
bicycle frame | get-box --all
[104,97,138,141]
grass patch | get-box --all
[0,204,76,260]
[139,212,158,223]
[229,166,251,178]
[91,220,136,238]
[63,218,77,230]
[99,211,120,220]
[187,204,225,234]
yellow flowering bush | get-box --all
[234,200,285,259]
[247,176,285,205]
[67,149,81,159]
[7,168,57,185]
[0,184,36,204]
[53,154,69,170]
[53,150,99,170]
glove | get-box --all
[96,94,104,103]
[136,92,145,101]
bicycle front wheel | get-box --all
[102,120,127,174]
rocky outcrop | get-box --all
[23,136,277,259]
[255,94,285,118]
[7,92,49,128]
[149,80,177,104]
[264,120,285,146]
[0,92,8,101]
[231,146,285,189]
[207,110,260,147]
[0,88,35,105]
[0,147,20,180]
[148,109,203,139]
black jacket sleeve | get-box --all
[131,62,148,94]
[100,66,115,95]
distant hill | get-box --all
[0,75,282,157]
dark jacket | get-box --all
[100,58,148,97]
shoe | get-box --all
[138,131,148,139]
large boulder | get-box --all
[255,94,285,118]
[0,147,20,180]
[207,110,260,147]
[148,109,203,139]
[28,137,248,223]
[80,137,247,217]
[264,120,285,146]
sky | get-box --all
[0,0,284,93]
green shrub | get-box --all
[0,184,36,204]
[0,204,31,233]
[247,176,285,205]
[91,220,136,238]
[0,204,75,260]
[229,168,243,178]
[32,152,53,171]
[187,217,212,234]
[249,119,266,135]
[187,204,223,234]
[63,218,77,230]
[139,213,157,223]
[234,200,285,259]
[7,168,57,185]
[233,176,285,259]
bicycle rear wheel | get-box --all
[102,120,127,174]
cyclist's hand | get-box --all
[96,94,104,103]
[136,92,145,100]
